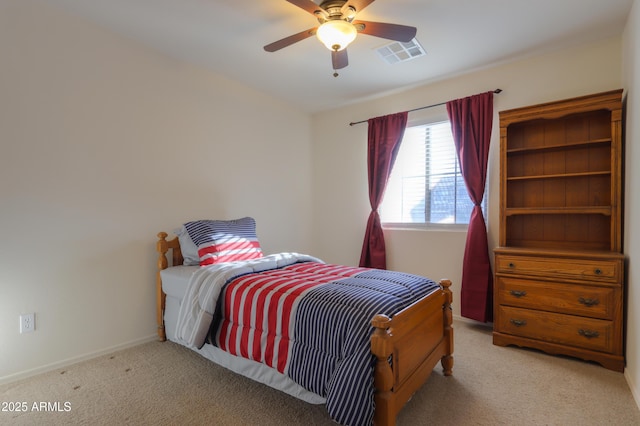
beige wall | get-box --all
[0,1,313,382]
[1,0,637,409]
[623,0,640,408]
[311,37,623,319]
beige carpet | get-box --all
[2,320,639,425]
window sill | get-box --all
[382,222,469,232]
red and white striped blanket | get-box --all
[175,253,323,349]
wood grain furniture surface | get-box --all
[156,232,454,425]
[493,90,625,372]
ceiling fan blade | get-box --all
[264,27,317,52]
[332,49,349,70]
[353,20,417,42]
[286,0,324,16]
[341,0,376,15]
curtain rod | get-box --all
[348,88,503,126]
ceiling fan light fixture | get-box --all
[316,20,357,51]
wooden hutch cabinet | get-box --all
[493,90,625,372]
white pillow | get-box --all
[174,226,200,266]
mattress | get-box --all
[160,265,326,405]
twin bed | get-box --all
[155,218,454,426]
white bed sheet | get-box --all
[160,266,326,405]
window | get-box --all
[380,121,486,226]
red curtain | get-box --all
[446,92,494,322]
[359,112,408,269]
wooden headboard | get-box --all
[156,232,184,341]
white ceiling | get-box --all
[47,0,633,113]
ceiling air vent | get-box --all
[375,38,426,64]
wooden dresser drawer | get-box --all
[496,277,617,320]
[496,306,615,353]
[495,255,620,283]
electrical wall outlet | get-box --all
[20,313,35,333]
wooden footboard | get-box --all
[156,232,453,425]
[371,279,453,426]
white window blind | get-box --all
[380,121,484,225]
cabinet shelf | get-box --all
[507,171,611,181]
[505,207,612,216]
[506,138,611,155]
[498,89,623,252]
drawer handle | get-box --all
[578,297,600,307]
[594,268,602,275]
[510,290,527,298]
[510,319,527,327]
[508,262,515,268]
[578,329,600,339]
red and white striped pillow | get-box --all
[183,217,263,266]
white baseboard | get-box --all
[625,370,640,412]
[452,314,493,327]
[0,334,158,386]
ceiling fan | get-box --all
[264,0,417,76]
